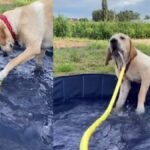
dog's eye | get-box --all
[120,36,125,40]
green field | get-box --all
[0,0,35,13]
[54,38,150,76]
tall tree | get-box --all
[102,0,108,21]
[92,9,115,21]
[117,10,140,21]
[145,15,150,20]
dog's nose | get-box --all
[110,38,118,50]
[110,38,117,44]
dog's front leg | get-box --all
[115,79,131,112]
[35,50,45,69]
[136,82,149,114]
[0,47,41,84]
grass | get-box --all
[54,38,150,76]
[54,39,113,76]
[0,0,35,13]
[0,4,16,12]
[56,63,74,72]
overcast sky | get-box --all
[54,0,150,19]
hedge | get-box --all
[54,16,150,39]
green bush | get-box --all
[54,16,150,39]
[54,16,71,37]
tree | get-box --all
[92,9,116,21]
[92,10,102,21]
[145,15,150,20]
[102,0,108,21]
[117,10,140,21]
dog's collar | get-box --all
[0,15,16,41]
[125,53,137,73]
[115,53,137,74]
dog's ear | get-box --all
[0,28,6,39]
[105,47,112,66]
[129,39,137,60]
[0,22,6,41]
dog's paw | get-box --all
[112,107,125,117]
[136,106,145,115]
[0,70,7,85]
[114,106,122,112]
[113,107,122,114]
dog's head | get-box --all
[105,33,137,68]
[0,20,14,56]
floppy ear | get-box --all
[0,27,6,39]
[0,21,6,41]
[129,39,137,60]
[105,47,112,66]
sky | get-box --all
[54,0,150,19]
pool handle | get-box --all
[80,66,126,150]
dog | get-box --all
[0,0,53,84]
[105,33,150,114]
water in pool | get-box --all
[54,100,150,150]
[0,48,53,150]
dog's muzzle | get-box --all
[110,38,121,57]
[110,38,118,51]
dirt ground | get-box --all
[54,39,90,49]
[54,38,150,49]
[133,39,150,46]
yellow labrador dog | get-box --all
[0,0,53,84]
[105,33,150,114]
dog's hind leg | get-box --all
[0,47,41,83]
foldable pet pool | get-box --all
[0,45,53,150]
[54,74,150,150]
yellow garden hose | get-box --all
[80,66,126,150]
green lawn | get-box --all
[54,39,150,76]
[0,0,36,13]
[0,4,15,13]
